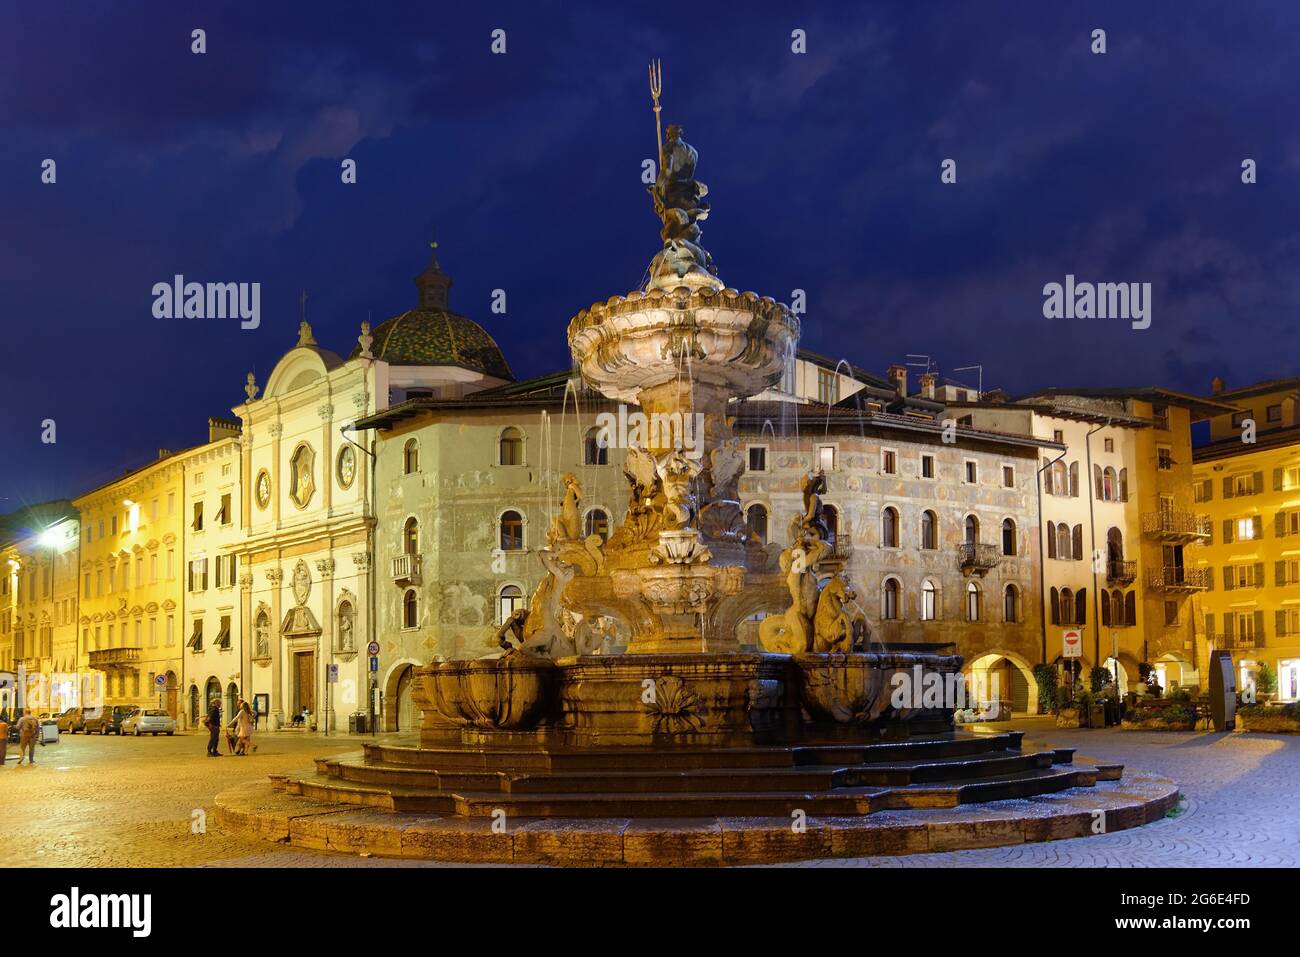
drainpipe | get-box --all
[1084,419,1110,668]
[1037,444,1069,666]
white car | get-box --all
[121,709,177,736]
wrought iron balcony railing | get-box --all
[1106,559,1137,584]
[1145,565,1211,592]
[1141,509,1211,541]
[958,542,1002,575]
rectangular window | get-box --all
[149,618,157,647]
[818,446,836,472]
[747,447,767,472]
[1157,446,1173,471]
[151,554,158,582]
[964,460,978,484]
[167,549,174,579]
[1232,411,1249,428]
[168,493,175,516]
[166,615,174,646]
[1267,404,1282,423]
[192,501,204,531]
[216,615,231,650]
[150,498,159,522]
[921,454,935,479]
[1152,405,1170,430]
[187,618,204,651]
[110,516,117,536]
[817,369,839,405]
[1002,465,1015,488]
[1103,437,1114,452]
[1052,430,1064,445]
[218,493,232,526]
[882,450,897,475]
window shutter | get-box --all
[1201,478,1212,502]
[1094,465,1103,499]
[1224,615,1234,638]
[1072,524,1083,560]
[1101,597,1111,627]
[1049,588,1060,625]
[1223,477,1234,499]
[1254,471,1265,494]
[1253,516,1263,539]
[1125,591,1136,626]
[1120,469,1130,502]
[1076,588,1086,625]
[1047,524,1057,560]
[1274,468,1285,492]
[1223,567,1234,590]
[1277,512,1288,538]
[1205,613,1215,636]
[1277,560,1288,587]
[1069,462,1079,497]
[1277,609,1288,638]
[1223,519,1234,544]
[1254,610,1265,639]
[1254,562,1264,587]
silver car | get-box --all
[121,709,177,736]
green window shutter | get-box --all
[1205,612,1215,636]
[1253,471,1265,494]
[1223,477,1235,499]
[1223,519,1234,544]
[1203,478,1214,501]
[1223,567,1234,590]
[1253,516,1263,539]
[1254,562,1265,587]
[1275,468,1286,492]
[1254,609,1265,639]
[1277,609,1289,638]
[1278,560,1288,587]
[1277,512,1288,537]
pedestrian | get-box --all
[252,698,261,731]
[0,713,8,766]
[230,700,255,755]
[15,712,39,765]
[205,698,222,757]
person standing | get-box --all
[0,714,8,766]
[15,712,39,765]
[230,700,254,755]
[205,698,222,757]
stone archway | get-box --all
[383,659,424,732]
[965,650,1040,715]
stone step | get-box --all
[361,731,1022,773]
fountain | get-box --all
[215,66,1177,864]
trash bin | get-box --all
[39,720,60,745]
[349,712,368,734]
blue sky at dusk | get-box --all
[3,0,1298,507]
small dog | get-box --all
[225,729,238,754]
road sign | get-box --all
[369,655,379,673]
[154,674,166,688]
[367,641,380,656]
[327,664,339,684]
[1062,629,1083,658]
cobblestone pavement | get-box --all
[0,720,1294,867]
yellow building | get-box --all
[72,448,201,718]
[1193,376,1300,700]
[0,502,81,714]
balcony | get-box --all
[1145,566,1211,592]
[958,542,1002,576]
[1106,559,1137,585]
[1141,508,1211,542]
[1208,632,1258,651]
[391,552,422,586]
[89,647,142,670]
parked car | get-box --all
[82,705,134,735]
[120,709,177,736]
[56,708,87,733]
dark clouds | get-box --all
[2,0,1298,507]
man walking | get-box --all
[15,712,39,765]
[206,698,222,757]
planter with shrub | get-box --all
[1238,703,1300,733]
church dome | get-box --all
[349,240,514,381]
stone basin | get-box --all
[417,657,560,731]
[794,652,965,725]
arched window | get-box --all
[500,510,524,551]
[1004,584,1019,623]
[1060,587,1074,624]
[1074,587,1087,625]
[584,509,609,543]
[403,439,419,475]
[823,505,839,543]
[964,515,979,545]
[403,517,419,555]
[882,578,900,620]
[1046,521,1057,559]
[1103,466,1116,501]
[966,582,981,621]
[881,507,899,548]
[498,584,524,625]
[1051,460,1067,496]
[499,427,524,466]
[1056,523,1072,560]
[403,589,418,628]
[921,580,937,621]
[584,427,608,466]
[1001,518,1016,556]
[920,510,937,550]
[746,504,768,544]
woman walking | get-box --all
[229,699,255,755]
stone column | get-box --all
[266,565,283,724]
[270,422,283,528]
[317,557,336,731]
[320,405,334,514]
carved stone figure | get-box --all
[519,548,578,658]
[548,473,584,543]
[813,575,868,654]
[496,607,529,654]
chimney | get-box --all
[919,373,936,399]
[1210,375,1224,396]
[887,364,908,397]
[208,416,242,443]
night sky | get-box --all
[3,1,1297,508]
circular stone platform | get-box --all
[214,746,1178,866]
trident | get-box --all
[648,59,664,173]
